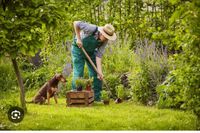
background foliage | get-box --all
[0,0,199,124]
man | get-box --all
[72,21,116,101]
[71,21,116,101]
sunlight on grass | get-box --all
[1,98,197,130]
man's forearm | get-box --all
[96,56,102,74]
[73,21,81,40]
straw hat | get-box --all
[98,24,117,41]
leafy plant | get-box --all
[116,85,125,99]
[104,74,121,97]
[129,40,168,105]
[75,78,86,91]
[0,58,17,92]
[85,78,93,91]
[86,78,93,87]
[156,0,200,118]
[0,0,68,111]
[101,90,109,101]
[103,41,135,74]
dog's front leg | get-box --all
[47,92,50,105]
[53,88,58,104]
[54,94,58,104]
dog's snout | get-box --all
[62,78,67,83]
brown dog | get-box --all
[27,74,66,105]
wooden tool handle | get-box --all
[81,47,100,75]
[81,47,111,92]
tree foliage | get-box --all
[156,0,200,117]
[0,0,68,57]
[0,0,68,110]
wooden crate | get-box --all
[66,90,94,107]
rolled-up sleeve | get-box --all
[95,42,107,58]
[76,21,97,34]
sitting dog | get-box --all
[27,74,66,105]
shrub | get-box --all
[0,58,17,92]
[23,66,50,91]
[156,1,200,118]
[22,39,70,92]
[103,41,135,75]
[104,74,121,98]
[102,41,135,98]
[101,90,110,101]
[116,85,126,99]
[157,55,200,116]
[129,39,169,105]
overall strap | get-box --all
[92,27,98,35]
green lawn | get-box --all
[0,96,197,130]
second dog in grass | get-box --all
[27,74,66,105]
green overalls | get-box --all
[71,28,103,101]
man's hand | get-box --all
[96,56,103,80]
[73,21,82,48]
[76,38,83,48]
[97,72,104,80]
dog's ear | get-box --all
[55,73,62,78]
[60,74,67,82]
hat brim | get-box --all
[98,27,117,41]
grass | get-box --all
[0,90,198,130]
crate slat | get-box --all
[66,90,94,107]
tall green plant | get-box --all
[156,0,200,117]
[102,41,135,97]
[116,85,125,99]
[0,0,68,111]
[130,40,168,105]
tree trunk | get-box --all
[11,58,27,112]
